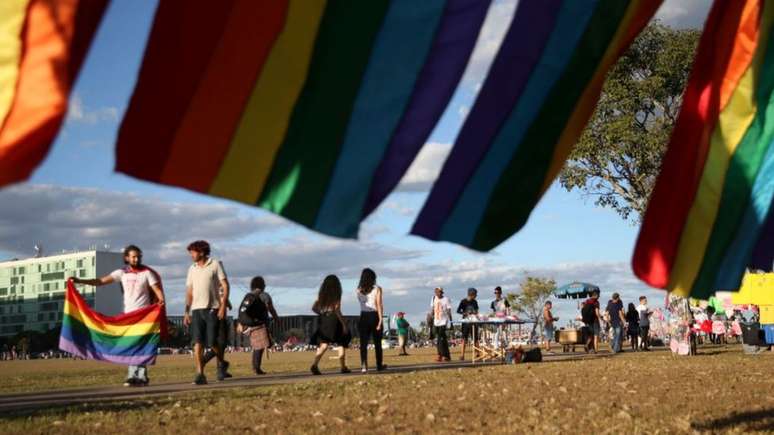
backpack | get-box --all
[581,302,596,324]
[238,293,268,327]
[522,347,542,363]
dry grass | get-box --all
[1,346,773,433]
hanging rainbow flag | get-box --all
[411,0,662,251]
[59,280,167,366]
[115,0,490,239]
[0,0,108,187]
[633,0,774,298]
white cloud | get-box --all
[461,0,519,86]
[66,95,120,125]
[654,0,712,29]
[396,142,451,192]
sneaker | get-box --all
[361,366,368,374]
[376,364,388,372]
[310,365,322,376]
[193,373,207,385]
[341,367,351,374]
[254,369,266,376]
[123,378,136,387]
[137,378,149,387]
[218,360,233,379]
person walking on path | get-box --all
[636,296,653,351]
[625,303,639,351]
[606,293,626,353]
[457,288,479,361]
[183,240,232,385]
[72,245,165,387]
[310,275,351,375]
[581,290,602,353]
[542,301,558,353]
[238,276,279,375]
[396,312,410,356]
[356,268,387,373]
[431,287,452,362]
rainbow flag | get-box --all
[59,280,167,366]
[633,0,774,298]
[410,0,661,251]
[115,0,491,239]
[0,0,107,187]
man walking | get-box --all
[183,240,232,384]
[636,296,653,351]
[431,287,452,362]
[605,293,626,353]
[72,245,165,386]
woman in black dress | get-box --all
[310,275,351,375]
[625,303,639,351]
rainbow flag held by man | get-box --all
[0,0,108,188]
[633,0,774,298]
[59,280,167,366]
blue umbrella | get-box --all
[554,282,600,299]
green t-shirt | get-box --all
[396,318,409,336]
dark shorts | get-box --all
[216,317,228,348]
[191,309,217,347]
[461,323,479,341]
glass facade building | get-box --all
[0,251,124,337]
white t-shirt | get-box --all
[109,266,160,312]
[431,296,452,327]
[636,304,651,327]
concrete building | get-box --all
[0,251,124,337]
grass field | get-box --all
[1,345,774,434]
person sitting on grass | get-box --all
[310,275,351,375]
[396,312,410,356]
[458,287,480,361]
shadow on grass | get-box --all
[0,399,159,421]
[692,408,774,432]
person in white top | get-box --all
[430,287,452,362]
[356,268,386,373]
[72,245,164,387]
[182,240,231,385]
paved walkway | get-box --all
[0,351,609,413]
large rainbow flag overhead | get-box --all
[115,0,490,239]
[412,0,661,251]
[59,280,167,366]
[0,0,107,188]
[633,0,774,298]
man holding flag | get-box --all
[71,245,165,387]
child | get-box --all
[310,275,351,375]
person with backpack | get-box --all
[356,268,387,373]
[581,290,602,353]
[71,245,165,387]
[238,276,279,375]
[310,275,351,375]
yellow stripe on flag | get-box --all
[64,302,161,337]
[0,0,31,127]
[209,0,327,204]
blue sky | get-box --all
[0,0,712,325]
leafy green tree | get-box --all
[560,23,701,221]
[507,276,557,333]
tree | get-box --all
[507,275,557,340]
[560,23,701,221]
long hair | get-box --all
[357,268,376,294]
[627,303,637,317]
[317,275,342,310]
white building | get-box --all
[0,251,124,337]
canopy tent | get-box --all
[553,282,599,299]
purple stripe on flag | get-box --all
[412,0,563,239]
[59,335,158,366]
[361,0,492,218]
[751,206,774,270]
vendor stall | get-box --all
[454,316,532,364]
[552,282,600,352]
